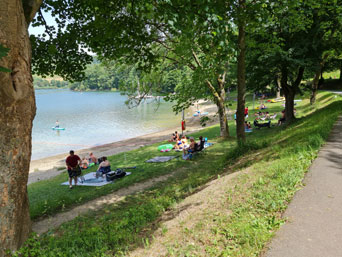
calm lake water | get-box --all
[32,89,180,160]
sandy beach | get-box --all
[28,101,223,184]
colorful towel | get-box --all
[146,156,179,163]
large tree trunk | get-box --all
[311,55,327,105]
[276,74,281,98]
[214,94,229,138]
[280,66,295,123]
[0,0,37,254]
[206,80,229,138]
[280,66,304,124]
[310,68,320,105]
[236,0,246,142]
[283,86,296,122]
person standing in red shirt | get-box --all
[244,107,249,118]
[66,150,81,189]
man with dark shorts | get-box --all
[66,150,81,189]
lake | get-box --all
[32,89,180,160]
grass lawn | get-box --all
[28,90,289,220]
[17,91,342,256]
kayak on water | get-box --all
[52,127,65,130]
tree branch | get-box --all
[205,80,219,99]
[294,66,304,88]
[22,0,43,25]
[155,40,197,70]
[192,49,203,68]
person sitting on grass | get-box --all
[81,157,89,169]
[265,112,270,120]
[89,152,97,164]
[183,137,196,154]
[96,156,111,178]
[245,121,252,132]
[277,110,286,126]
[181,136,189,148]
[173,139,184,150]
[169,131,180,142]
[196,136,206,151]
[244,121,249,130]
[169,133,176,142]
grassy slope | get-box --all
[28,90,281,220]
[18,92,342,256]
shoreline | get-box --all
[28,101,221,184]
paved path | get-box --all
[265,116,342,257]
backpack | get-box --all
[106,169,126,182]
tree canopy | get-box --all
[2,0,342,253]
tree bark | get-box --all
[276,74,281,98]
[280,66,304,124]
[206,80,229,138]
[311,55,327,105]
[0,0,37,254]
[310,67,321,105]
[283,85,296,122]
[236,0,246,142]
[214,95,229,138]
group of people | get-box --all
[244,121,252,131]
[169,131,180,142]
[79,152,98,169]
[170,131,188,150]
[182,136,206,159]
[169,131,205,153]
[259,103,267,109]
[255,111,277,121]
[65,150,111,189]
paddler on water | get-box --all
[55,120,60,128]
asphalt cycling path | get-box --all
[265,116,342,257]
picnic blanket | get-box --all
[204,142,213,148]
[61,171,131,187]
[146,156,179,163]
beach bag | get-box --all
[72,165,82,177]
[106,169,126,182]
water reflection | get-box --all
[32,89,179,160]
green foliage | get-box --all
[246,0,342,93]
[33,76,68,89]
[34,0,240,121]
[200,116,210,127]
[69,63,120,91]
[0,44,11,72]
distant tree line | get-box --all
[34,62,184,94]
[33,75,69,89]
